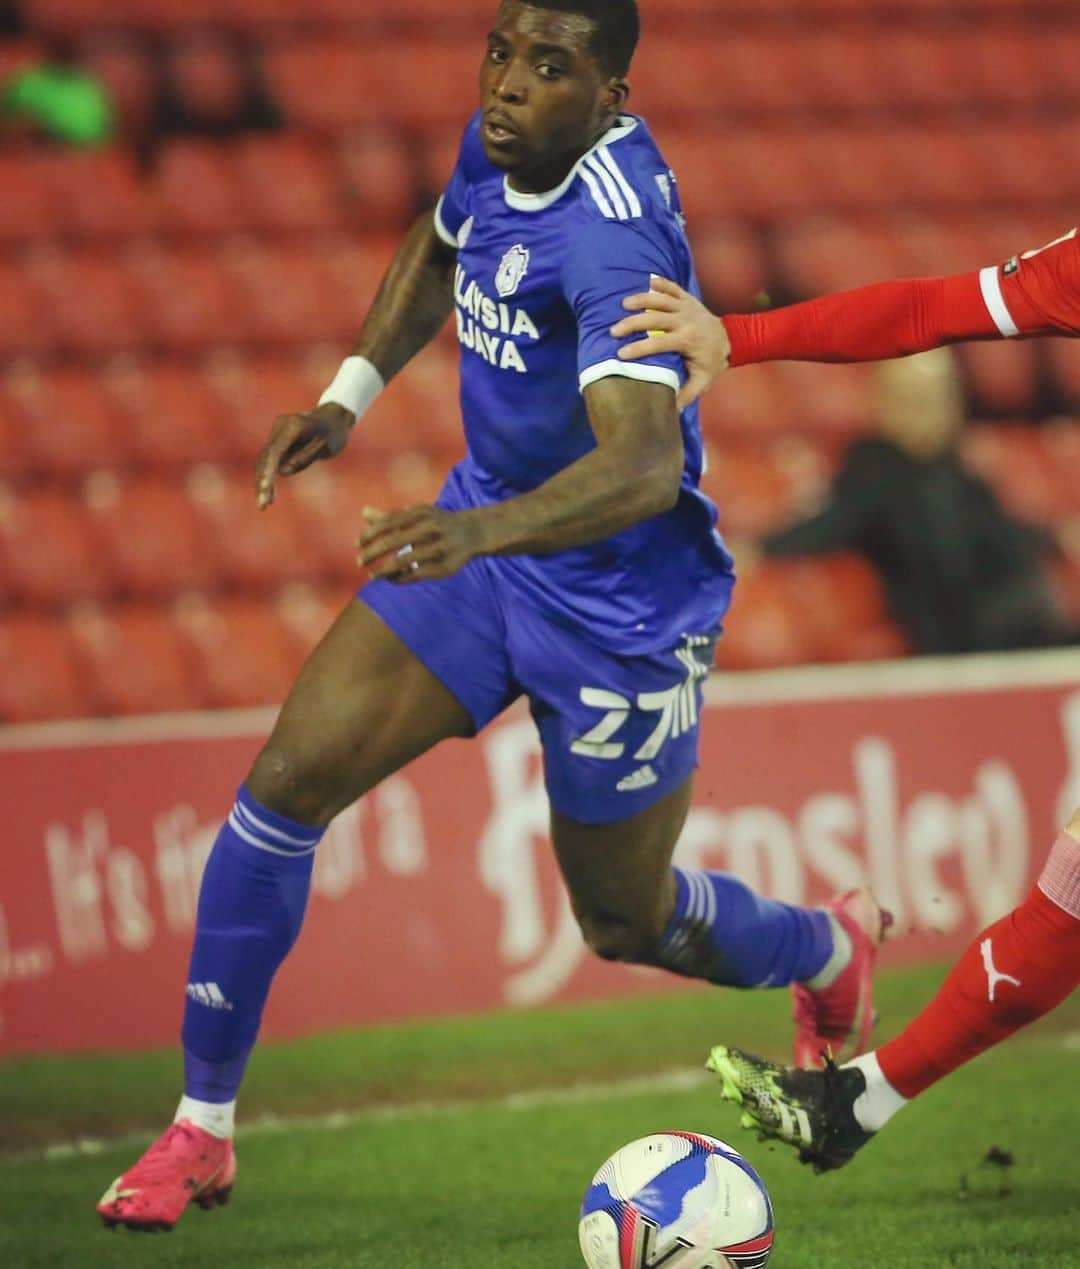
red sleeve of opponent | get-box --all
[725,228,1080,367]
[725,273,996,367]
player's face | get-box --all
[479,1,628,192]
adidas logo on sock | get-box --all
[616,764,659,793]
[186,982,234,1011]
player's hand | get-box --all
[357,505,483,584]
[610,277,731,409]
[255,402,354,510]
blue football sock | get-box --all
[181,784,324,1103]
[656,867,833,989]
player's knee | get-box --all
[247,745,336,827]
[578,913,660,965]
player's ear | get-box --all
[604,77,629,113]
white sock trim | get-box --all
[175,1094,236,1140]
[318,355,385,419]
[802,912,851,990]
[845,1052,908,1133]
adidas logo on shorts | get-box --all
[616,764,659,793]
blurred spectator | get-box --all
[747,349,1077,656]
[1,40,114,147]
[150,32,281,147]
[0,1,25,37]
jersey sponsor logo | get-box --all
[495,243,530,297]
[454,264,540,373]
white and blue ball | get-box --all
[579,1131,774,1269]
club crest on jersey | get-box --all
[495,243,530,297]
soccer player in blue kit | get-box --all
[97,0,887,1232]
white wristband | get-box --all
[318,356,385,419]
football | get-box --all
[578,1131,774,1269]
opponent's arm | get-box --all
[358,378,683,581]
[255,211,456,509]
[611,227,1080,402]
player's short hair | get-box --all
[520,0,640,77]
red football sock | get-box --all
[877,834,1080,1099]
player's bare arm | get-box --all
[255,211,457,509]
[358,377,683,582]
[610,277,731,408]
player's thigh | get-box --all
[248,598,472,824]
[551,776,693,961]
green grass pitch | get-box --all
[2,966,1078,1268]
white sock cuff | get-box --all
[318,355,385,420]
[1038,832,1080,919]
[175,1094,236,1140]
[845,1051,908,1133]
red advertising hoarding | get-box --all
[2,650,1078,1056]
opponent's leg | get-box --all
[98,601,472,1231]
[551,775,854,996]
[708,824,1080,1172]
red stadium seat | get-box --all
[698,366,793,439]
[9,364,124,478]
[84,472,213,597]
[275,582,345,663]
[23,247,142,355]
[186,464,311,591]
[50,149,157,238]
[373,43,479,131]
[199,352,327,465]
[0,381,31,482]
[0,614,90,723]
[714,566,814,671]
[0,155,62,241]
[290,464,391,580]
[157,140,242,235]
[67,602,199,715]
[961,424,1066,526]
[1047,340,1080,413]
[173,594,297,709]
[264,41,377,132]
[0,261,53,355]
[234,137,344,234]
[125,243,251,350]
[958,340,1041,417]
[699,446,803,539]
[1041,419,1080,516]
[0,485,110,606]
[767,362,876,438]
[101,359,231,470]
[692,220,769,313]
[337,129,418,231]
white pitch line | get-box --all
[24,1067,709,1165]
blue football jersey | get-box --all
[434,111,734,654]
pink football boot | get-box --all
[97,1119,236,1232]
[792,889,893,1069]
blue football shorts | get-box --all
[360,557,720,827]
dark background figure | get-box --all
[147,30,282,151]
[753,349,1077,655]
